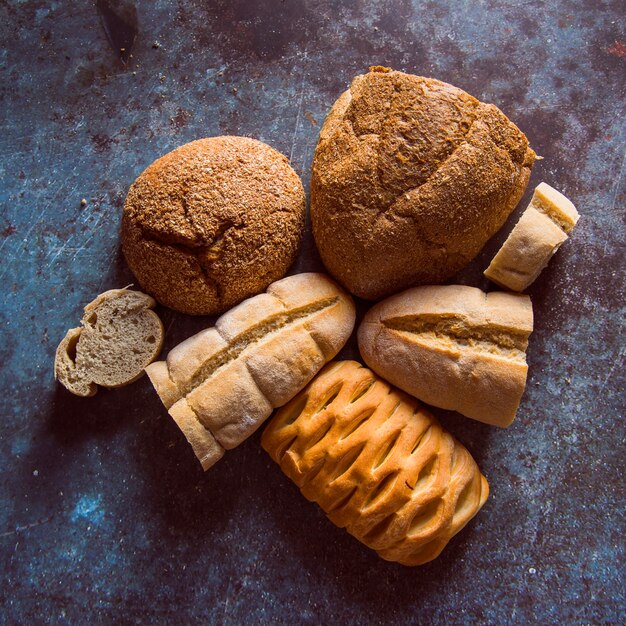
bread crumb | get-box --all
[80,198,87,207]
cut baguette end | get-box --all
[484,182,580,292]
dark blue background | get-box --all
[1,1,624,623]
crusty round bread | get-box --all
[122,136,306,315]
[311,66,536,300]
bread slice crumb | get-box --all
[55,289,164,397]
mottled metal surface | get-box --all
[0,0,624,623]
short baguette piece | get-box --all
[55,289,164,397]
[358,285,533,427]
[146,273,355,470]
[262,361,489,566]
[484,182,580,291]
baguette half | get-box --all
[358,285,533,427]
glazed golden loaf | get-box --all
[146,273,355,470]
[311,66,536,299]
[485,182,580,291]
[262,361,489,566]
[358,285,533,428]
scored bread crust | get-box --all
[146,273,356,471]
[311,66,536,300]
[358,285,533,428]
[54,289,164,397]
[262,360,489,566]
[122,136,306,315]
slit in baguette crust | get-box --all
[171,296,339,402]
[382,314,529,362]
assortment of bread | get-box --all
[54,68,580,565]
[262,361,489,566]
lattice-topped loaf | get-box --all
[146,274,355,471]
[262,360,489,566]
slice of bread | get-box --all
[55,289,164,397]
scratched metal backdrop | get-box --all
[0,1,624,624]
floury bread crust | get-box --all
[146,273,356,471]
[484,182,580,291]
[358,285,533,428]
[55,289,164,397]
[311,66,536,300]
[262,361,489,566]
[122,136,306,315]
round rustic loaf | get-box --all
[122,136,306,315]
[311,67,536,300]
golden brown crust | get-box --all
[146,274,355,470]
[262,361,489,566]
[358,285,533,427]
[122,136,306,315]
[311,69,536,300]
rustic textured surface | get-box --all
[122,136,306,315]
[0,0,624,624]
[311,68,536,299]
